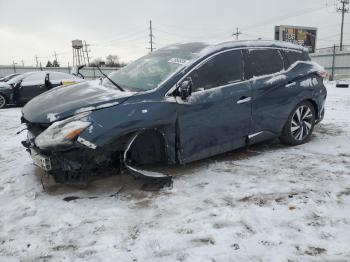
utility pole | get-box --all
[35,55,39,68]
[53,51,58,63]
[148,20,155,52]
[232,27,242,40]
[21,60,24,66]
[337,0,349,51]
[12,61,17,73]
[330,44,336,81]
[84,40,91,66]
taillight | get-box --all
[317,70,328,79]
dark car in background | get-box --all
[0,71,83,109]
[21,40,327,185]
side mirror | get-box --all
[14,80,22,88]
[178,78,192,100]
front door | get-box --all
[18,72,47,102]
[175,49,252,163]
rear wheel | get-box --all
[280,101,315,145]
[0,94,7,109]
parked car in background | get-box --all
[336,79,349,88]
[0,71,83,108]
[0,73,21,82]
[21,40,327,186]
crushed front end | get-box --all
[21,111,172,187]
[21,112,117,185]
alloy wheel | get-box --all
[290,105,313,141]
[0,95,6,109]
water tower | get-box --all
[72,39,86,66]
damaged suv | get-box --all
[21,40,327,185]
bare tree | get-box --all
[90,57,105,67]
[105,55,120,67]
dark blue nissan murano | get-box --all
[21,40,327,185]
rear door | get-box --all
[245,48,290,135]
[175,49,252,163]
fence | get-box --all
[311,45,350,80]
[0,65,120,80]
[2,47,350,81]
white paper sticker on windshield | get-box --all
[168,58,189,65]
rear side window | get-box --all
[188,50,243,92]
[283,50,310,69]
[245,49,284,78]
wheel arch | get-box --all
[0,92,8,108]
[281,98,318,133]
[0,92,8,99]
[305,98,319,120]
[123,128,170,165]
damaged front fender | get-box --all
[123,131,173,185]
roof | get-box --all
[200,40,308,56]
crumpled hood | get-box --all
[22,80,135,124]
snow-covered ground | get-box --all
[0,82,349,261]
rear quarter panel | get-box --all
[251,63,324,134]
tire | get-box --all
[0,94,7,109]
[280,101,315,146]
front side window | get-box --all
[188,50,243,92]
[246,49,284,78]
[22,72,47,85]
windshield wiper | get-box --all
[96,66,124,92]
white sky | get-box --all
[0,0,348,66]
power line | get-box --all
[337,0,349,50]
[92,29,147,47]
[242,5,327,31]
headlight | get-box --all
[35,112,92,149]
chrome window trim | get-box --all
[165,46,307,97]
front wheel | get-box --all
[0,94,7,109]
[280,101,315,145]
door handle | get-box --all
[237,96,252,104]
[285,81,296,88]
